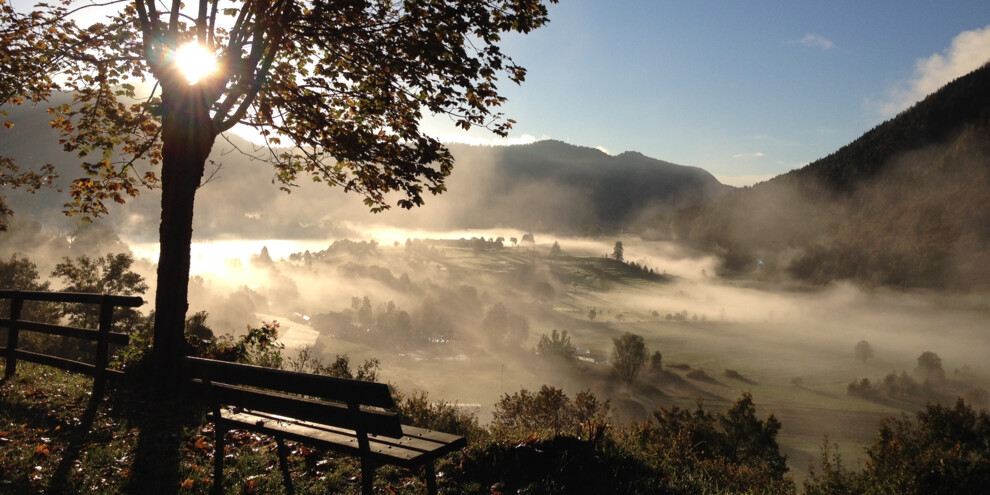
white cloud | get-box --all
[595,145,613,156]
[731,152,765,159]
[873,25,990,117]
[789,34,834,50]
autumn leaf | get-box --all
[180,478,194,488]
[34,444,51,456]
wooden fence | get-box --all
[0,290,145,396]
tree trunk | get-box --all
[152,82,217,392]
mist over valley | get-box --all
[2,62,990,485]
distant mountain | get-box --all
[675,61,990,289]
[0,100,728,239]
[442,140,729,232]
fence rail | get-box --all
[0,290,145,396]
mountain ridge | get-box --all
[0,103,729,238]
[674,61,990,289]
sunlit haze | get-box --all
[174,42,217,85]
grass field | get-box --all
[244,238,990,481]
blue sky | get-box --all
[423,1,990,186]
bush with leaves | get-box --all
[805,398,990,495]
[394,390,485,441]
[491,385,611,441]
[192,321,285,369]
[863,398,990,494]
[803,439,861,495]
[536,329,576,362]
[625,393,793,494]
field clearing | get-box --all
[220,240,990,483]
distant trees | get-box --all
[612,241,624,262]
[588,307,597,321]
[650,351,663,371]
[537,329,576,362]
[0,255,57,323]
[0,254,49,291]
[612,332,647,382]
[854,340,874,362]
[521,233,535,247]
[352,296,374,329]
[415,297,456,342]
[916,351,945,384]
[549,241,562,257]
[51,252,148,332]
[376,301,413,340]
[482,302,529,348]
[847,372,921,401]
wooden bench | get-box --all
[182,356,467,495]
[0,290,145,397]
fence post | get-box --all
[3,292,23,379]
[93,295,115,398]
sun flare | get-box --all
[174,42,217,85]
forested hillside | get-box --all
[675,62,990,289]
[445,140,729,232]
[0,102,727,238]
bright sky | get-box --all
[422,1,990,186]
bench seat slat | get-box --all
[220,409,467,468]
[197,381,404,438]
[183,356,466,494]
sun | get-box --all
[174,42,217,85]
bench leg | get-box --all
[275,437,295,495]
[425,461,438,495]
[213,422,226,495]
[360,458,375,495]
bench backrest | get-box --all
[182,356,404,438]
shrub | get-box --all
[626,393,793,494]
[491,386,610,441]
[536,329,576,362]
[805,398,990,495]
[395,390,485,441]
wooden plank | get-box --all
[9,349,124,378]
[192,380,404,438]
[0,290,144,307]
[0,320,130,345]
[182,356,395,408]
[220,410,465,467]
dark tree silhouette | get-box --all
[612,331,647,382]
[612,241,624,262]
[1,0,556,385]
[854,340,874,362]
